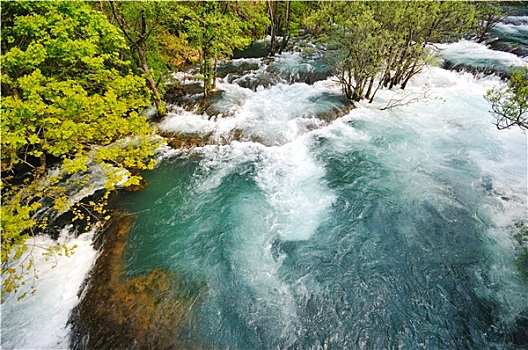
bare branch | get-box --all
[109,2,138,49]
[380,90,428,111]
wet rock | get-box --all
[193,90,229,117]
[165,85,236,120]
[488,40,528,58]
[164,83,203,109]
[481,176,493,192]
[441,60,511,80]
[232,73,281,91]
[317,100,355,123]
[216,61,260,79]
[161,131,215,150]
[228,68,332,92]
[279,69,333,85]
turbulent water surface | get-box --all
[120,48,527,349]
[2,14,528,350]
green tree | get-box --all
[1,1,162,299]
[267,0,298,56]
[485,67,528,130]
[306,2,383,102]
[182,1,268,96]
[374,1,475,91]
[306,2,476,103]
[474,1,506,43]
[103,1,202,118]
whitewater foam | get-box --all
[1,228,98,349]
[326,65,527,325]
[255,138,336,241]
[436,40,528,69]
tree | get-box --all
[1,1,162,299]
[106,1,169,118]
[485,67,528,130]
[306,2,383,102]
[474,1,506,43]
[374,1,475,91]
[267,0,292,56]
[183,1,268,96]
[305,2,476,103]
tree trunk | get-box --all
[268,0,277,56]
[108,2,166,118]
[278,0,291,55]
[138,47,167,118]
[365,76,375,102]
[212,56,218,90]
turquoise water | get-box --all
[118,52,527,348]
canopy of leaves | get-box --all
[101,2,200,95]
[1,1,162,298]
[103,1,268,98]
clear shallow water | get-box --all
[1,33,527,350]
[120,56,527,348]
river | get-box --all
[2,15,527,350]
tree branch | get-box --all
[109,2,138,49]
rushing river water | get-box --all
[2,15,528,350]
[120,61,528,349]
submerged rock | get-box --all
[230,64,332,92]
[164,83,203,109]
[69,213,201,349]
[216,60,261,79]
[488,40,528,58]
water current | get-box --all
[2,14,528,350]
[122,42,527,350]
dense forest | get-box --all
[1,0,526,300]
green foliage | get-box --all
[1,1,162,300]
[103,1,176,118]
[103,2,179,78]
[305,2,477,103]
[103,1,268,99]
[474,2,506,43]
[485,67,528,130]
